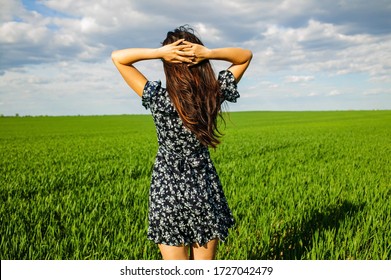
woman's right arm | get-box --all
[208,48,252,82]
[184,42,252,82]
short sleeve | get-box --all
[142,81,162,110]
[218,70,239,103]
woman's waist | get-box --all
[158,144,210,171]
[158,144,208,159]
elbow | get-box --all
[239,49,252,66]
[111,50,124,64]
[247,49,253,62]
[111,50,118,62]
[239,49,252,65]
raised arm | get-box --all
[111,39,194,96]
[183,42,253,83]
[209,48,252,82]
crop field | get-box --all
[0,111,390,260]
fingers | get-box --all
[173,40,196,52]
[169,56,196,65]
[169,53,194,64]
[176,50,195,58]
[164,40,200,64]
[171,44,194,56]
[182,41,194,47]
[172,40,197,50]
[171,39,185,46]
[165,41,206,66]
[171,40,197,54]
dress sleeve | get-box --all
[142,80,162,110]
[218,70,240,103]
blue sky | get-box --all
[0,0,390,116]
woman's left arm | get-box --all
[112,39,193,96]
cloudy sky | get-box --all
[0,0,390,116]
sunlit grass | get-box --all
[1,111,390,259]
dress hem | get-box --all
[147,233,229,247]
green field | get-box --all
[1,111,390,260]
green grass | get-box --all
[1,111,390,260]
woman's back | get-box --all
[142,69,239,155]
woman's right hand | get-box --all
[181,41,211,65]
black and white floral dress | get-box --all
[142,70,238,246]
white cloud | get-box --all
[285,75,314,83]
[250,19,391,91]
[363,89,391,96]
[328,90,342,96]
[193,23,223,43]
[0,0,390,115]
[0,0,24,21]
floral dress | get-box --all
[142,70,239,246]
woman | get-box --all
[112,26,252,260]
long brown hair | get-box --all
[162,26,223,148]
